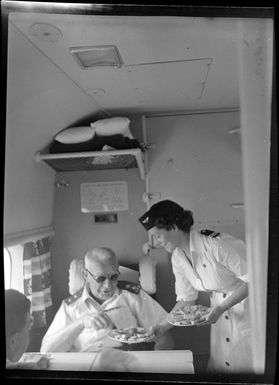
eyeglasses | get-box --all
[85,268,120,284]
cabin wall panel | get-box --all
[146,111,244,237]
[4,21,100,236]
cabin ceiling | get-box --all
[9,13,241,116]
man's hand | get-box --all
[147,325,174,350]
[149,321,172,342]
[82,311,115,331]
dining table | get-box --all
[20,350,194,374]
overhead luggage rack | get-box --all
[35,148,145,179]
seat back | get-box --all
[118,266,139,284]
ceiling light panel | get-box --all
[69,45,123,69]
[29,23,63,42]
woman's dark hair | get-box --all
[154,209,194,233]
[139,200,194,232]
[5,289,31,337]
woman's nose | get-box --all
[153,238,162,248]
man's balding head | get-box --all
[85,247,118,269]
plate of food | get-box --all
[167,304,212,326]
[107,327,155,344]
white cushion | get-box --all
[91,117,133,139]
[139,256,157,295]
[54,126,95,144]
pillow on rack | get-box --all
[49,135,142,154]
[49,136,106,153]
[54,126,96,144]
[91,117,134,139]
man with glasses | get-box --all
[41,247,173,352]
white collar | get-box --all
[190,228,207,254]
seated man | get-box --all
[41,247,174,352]
[5,289,44,369]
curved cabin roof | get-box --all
[3,4,273,236]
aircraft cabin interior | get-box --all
[2,2,276,382]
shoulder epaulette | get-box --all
[64,288,83,305]
[117,280,141,294]
[200,229,220,238]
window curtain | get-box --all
[23,236,53,328]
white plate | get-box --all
[107,327,155,344]
[167,305,211,327]
[167,315,195,327]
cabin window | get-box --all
[3,245,24,293]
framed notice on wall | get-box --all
[80,181,129,213]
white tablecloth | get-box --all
[40,350,194,373]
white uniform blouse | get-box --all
[41,283,167,352]
[171,228,252,373]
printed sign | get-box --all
[80,181,129,213]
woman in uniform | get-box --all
[138,199,252,374]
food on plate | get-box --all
[107,327,155,343]
[167,304,211,326]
